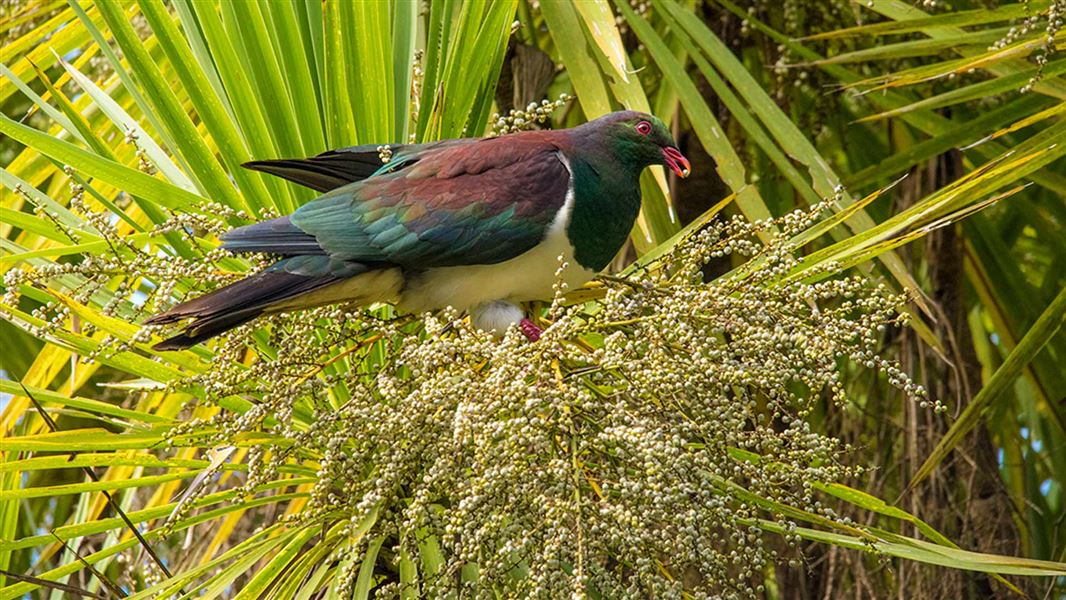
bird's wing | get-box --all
[224,136,572,268]
[240,139,474,192]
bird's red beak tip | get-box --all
[662,146,691,178]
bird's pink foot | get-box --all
[519,318,542,341]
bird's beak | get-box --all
[662,146,691,178]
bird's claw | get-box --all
[519,318,542,342]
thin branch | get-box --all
[53,534,128,598]
[0,568,107,599]
[20,382,184,593]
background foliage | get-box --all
[1,0,1064,597]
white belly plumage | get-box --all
[396,225,595,313]
[398,172,596,333]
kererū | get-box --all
[147,111,690,350]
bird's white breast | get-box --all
[396,174,596,315]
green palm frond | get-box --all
[2,0,1064,597]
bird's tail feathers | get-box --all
[149,307,265,351]
[146,270,340,351]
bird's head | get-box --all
[588,111,691,179]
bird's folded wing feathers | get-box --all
[240,139,474,192]
[224,136,572,269]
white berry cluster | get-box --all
[48,202,932,598]
[490,94,574,136]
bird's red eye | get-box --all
[636,121,652,135]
